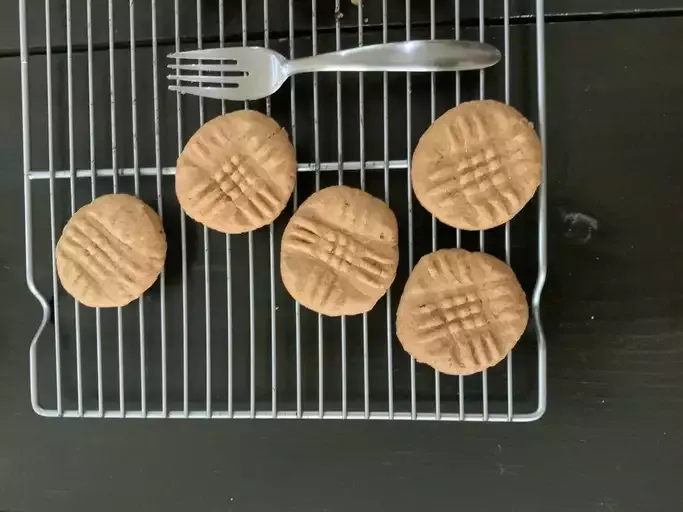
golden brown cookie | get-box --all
[412,100,541,231]
[396,249,528,375]
[281,185,398,317]
[176,110,296,234]
[56,194,167,308]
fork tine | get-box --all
[169,85,251,101]
[168,63,238,72]
[168,48,246,60]
[167,74,248,85]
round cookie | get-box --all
[281,185,399,317]
[176,110,296,234]
[396,249,528,375]
[411,100,541,231]
[56,194,167,308]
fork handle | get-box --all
[284,40,500,75]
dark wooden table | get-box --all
[2,1,683,511]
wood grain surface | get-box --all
[1,6,683,512]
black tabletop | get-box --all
[2,2,683,511]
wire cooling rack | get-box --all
[20,0,547,420]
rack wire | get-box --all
[20,0,547,421]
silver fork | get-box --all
[168,40,500,102]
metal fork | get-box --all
[168,40,500,101]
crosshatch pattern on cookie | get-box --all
[396,249,528,375]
